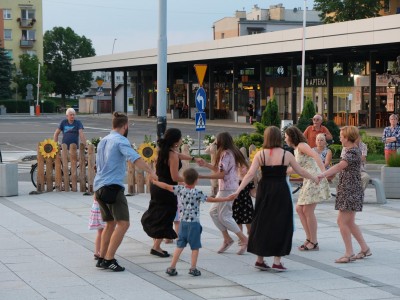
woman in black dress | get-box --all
[232,126,317,271]
[141,128,198,257]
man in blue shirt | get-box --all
[53,108,86,148]
[94,112,157,272]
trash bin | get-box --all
[0,163,18,196]
[0,105,6,115]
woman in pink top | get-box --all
[198,132,249,255]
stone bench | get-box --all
[369,178,386,204]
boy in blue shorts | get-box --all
[152,168,235,277]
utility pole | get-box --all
[36,63,41,116]
[156,0,167,139]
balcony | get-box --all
[17,18,36,28]
[20,40,35,48]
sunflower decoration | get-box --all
[249,147,261,163]
[137,142,157,163]
[39,138,59,159]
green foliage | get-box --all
[0,45,12,100]
[324,119,340,144]
[314,0,383,24]
[300,99,316,120]
[296,99,315,132]
[234,132,263,151]
[362,134,384,155]
[387,153,400,167]
[328,144,343,159]
[252,121,266,135]
[44,27,96,103]
[14,54,54,100]
[0,99,30,113]
[261,97,281,128]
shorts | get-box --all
[176,221,202,250]
[95,188,130,222]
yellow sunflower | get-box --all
[39,138,59,159]
[137,142,157,163]
[249,147,261,163]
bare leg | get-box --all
[245,224,251,236]
[105,220,130,260]
[296,204,310,244]
[190,249,199,269]
[100,221,116,258]
[153,238,165,252]
[169,247,184,269]
[221,230,233,243]
[337,211,354,257]
[256,255,264,264]
[348,212,369,252]
[273,256,281,265]
[303,203,318,245]
[95,228,103,256]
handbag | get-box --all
[97,184,123,204]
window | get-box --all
[22,30,36,40]
[3,9,12,19]
[4,29,12,40]
[4,50,13,59]
[383,0,390,12]
[25,50,37,56]
[21,8,35,19]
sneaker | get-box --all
[271,263,287,272]
[96,258,104,268]
[101,258,125,272]
[188,268,201,276]
[166,267,178,276]
[255,261,270,271]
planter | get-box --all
[381,166,400,199]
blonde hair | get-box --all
[316,133,327,142]
[340,126,359,143]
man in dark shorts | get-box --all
[94,112,157,272]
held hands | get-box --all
[196,158,206,167]
[149,172,158,182]
[226,194,237,201]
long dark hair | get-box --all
[285,126,307,147]
[156,128,182,169]
[214,132,248,169]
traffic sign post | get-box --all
[195,87,207,112]
[195,112,206,131]
[193,64,208,155]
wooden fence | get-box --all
[34,143,194,194]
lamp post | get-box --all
[112,38,117,54]
[157,0,167,139]
[300,0,307,112]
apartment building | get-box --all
[213,4,322,40]
[0,0,43,68]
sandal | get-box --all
[188,268,201,276]
[166,267,178,276]
[299,241,319,251]
[298,239,311,250]
[355,248,372,259]
[335,254,355,263]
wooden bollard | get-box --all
[136,170,145,193]
[37,143,45,192]
[45,157,53,192]
[61,144,70,192]
[79,143,86,192]
[70,144,78,192]
[54,150,62,192]
[87,144,95,193]
[127,161,136,195]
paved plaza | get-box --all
[1,179,400,300]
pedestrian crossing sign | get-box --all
[195,112,206,131]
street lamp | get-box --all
[112,38,117,54]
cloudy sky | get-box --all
[43,0,315,56]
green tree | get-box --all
[296,99,315,132]
[44,27,95,104]
[14,54,54,100]
[253,97,281,134]
[314,0,383,24]
[0,44,12,100]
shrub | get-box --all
[261,97,280,128]
[328,144,343,159]
[0,99,30,113]
[362,135,384,155]
[234,132,263,153]
[296,99,315,132]
[387,153,400,167]
[324,119,340,144]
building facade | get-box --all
[0,0,43,68]
[213,4,321,40]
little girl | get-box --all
[233,165,256,236]
[88,196,105,259]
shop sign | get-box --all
[305,77,327,87]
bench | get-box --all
[369,178,386,204]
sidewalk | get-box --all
[1,182,400,300]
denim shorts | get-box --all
[176,221,202,250]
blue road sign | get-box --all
[195,112,206,131]
[195,87,206,112]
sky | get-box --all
[42,0,315,56]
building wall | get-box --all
[0,9,4,46]
[380,0,400,15]
[1,0,43,68]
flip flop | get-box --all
[150,249,170,258]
